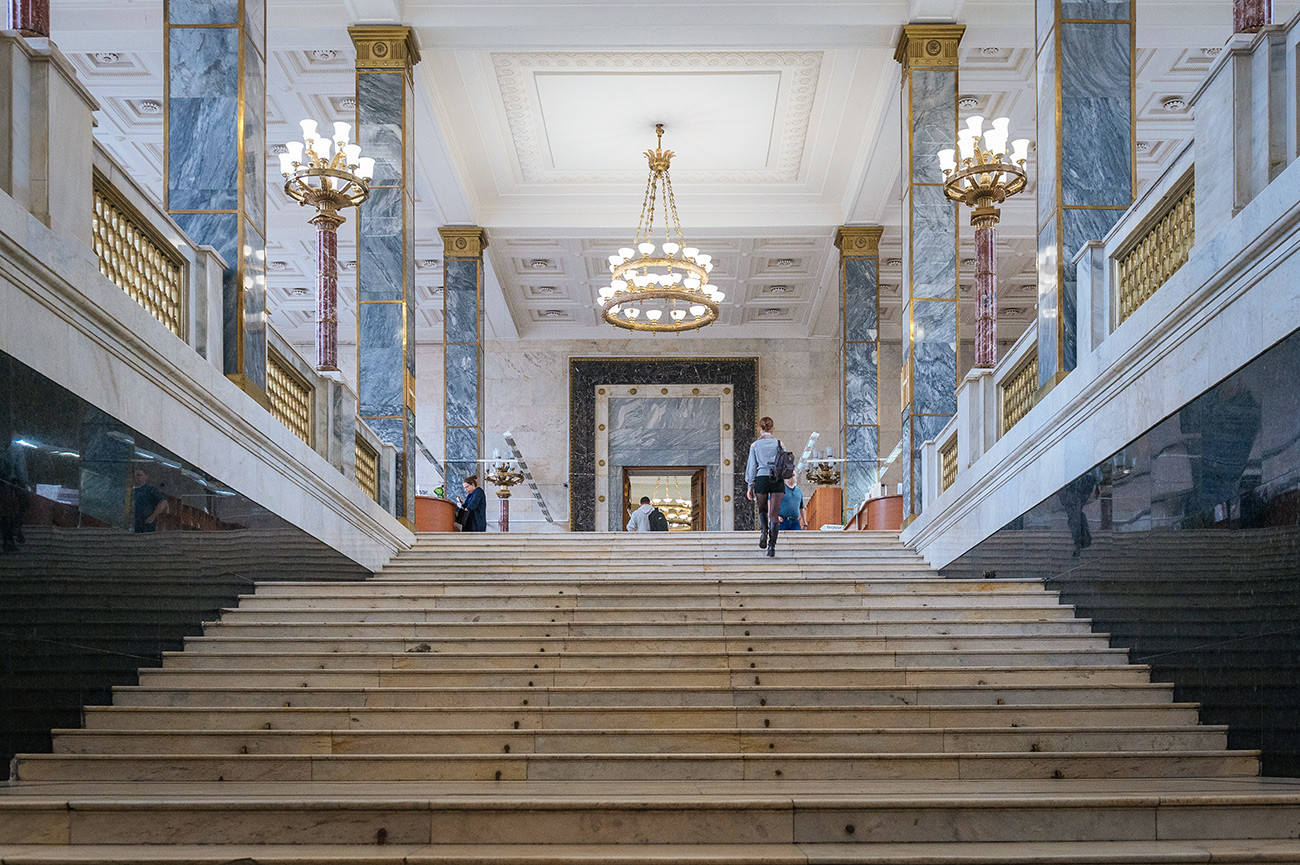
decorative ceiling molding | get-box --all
[492,51,823,184]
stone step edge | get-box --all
[111,682,1174,695]
[6,840,1300,864]
[148,664,1147,674]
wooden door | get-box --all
[690,469,705,531]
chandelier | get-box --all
[599,124,722,333]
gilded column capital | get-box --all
[835,225,884,257]
[439,225,488,257]
[349,25,421,73]
[893,23,966,70]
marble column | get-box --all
[894,24,964,519]
[165,0,267,402]
[835,225,883,510]
[1034,0,1134,391]
[6,0,48,37]
[351,25,419,525]
[1235,0,1271,32]
[440,226,487,497]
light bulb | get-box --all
[608,254,623,266]
[683,247,699,260]
[357,157,376,180]
[695,253,711,266]
[299,119,319,139]
[662,242,680,255]
[343,144,362,166]
[689,304,706,317]
[278,153,295,176]
[1011,138,1030,163]
[333,121,351,146]
[671,309,687,320]
[965,115,984,139]
[938,148,957,173]
[286,141,304,163]
[646,309,663,321]
[638,242,655,256]
[619,247,635,260]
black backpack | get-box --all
[772,440,796,480]
[647,507,670,531]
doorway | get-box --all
[622,466,707,532]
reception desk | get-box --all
[414,496,458,532]
[847,494,904,531]
[806,486,843,530]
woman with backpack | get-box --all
[745,416,790,557]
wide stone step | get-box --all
[49,725,1229,756]
[107,682,1176,709]
[200,619,1098,638]
[12,749,1259,782]
[238,593,1067,610]
[178,633,1119,653]
[4,778,1300,846]
[80,703,1204,732]
[160,647,1135,670]
[132,665,1153,690]
[253,578,1049,596]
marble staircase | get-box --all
[3,532,1300,863]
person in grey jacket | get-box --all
[745,416,786,557]
[626,496,654,532]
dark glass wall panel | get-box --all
[0,350,371,767]
[943,327,1300,775]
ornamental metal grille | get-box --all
[355,435,380,503]
[92,180,185,337]
[266,350,314,447]
[1000,352,1038,436]
[1117,180,1194,324]
[939,434,958,493]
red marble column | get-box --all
[498,495,510,533]
[313,222,339,371]
[1234,0,1271,32]
[974,224,998,368]
[7,0,49,37]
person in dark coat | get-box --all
[456,475,488,532]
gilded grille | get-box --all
[939,434,958,493]
[356,436,380,503]
[266,350,314,447]
[92,179,185,337]
[1117,180,1194,324]
[1000,353,1038,436]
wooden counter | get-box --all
[415,496,458,532]
[805,486,843,530]
[847,494,904,531]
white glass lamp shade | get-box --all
[332,121,351,146]
[1011,138,1030,163]
[646,309,663,321]
[599,287,614,299]
[704,262,713,273]
[315,138,332,160]
[964,115,984,138]
[343,144,362,166]
[278,153,295,176]
[684,276,701,289]
[670,309,687,320]
[695,253,712,266]
[689,304,706,317]
[637,242,655,256]
[682,247,699,261]
[626,307,640,319]
[957,135,977,162]
[712,291,725,302]
[286,141,304,163]
[612,279,628,291]
[357,157,376,180]
[984,130,1007,157]
[299,119,319,139]
[938,148,957,173]
[662,242,680,255]
[608,254,624,266]
[991,116,1010,139]
[619,247,635,260]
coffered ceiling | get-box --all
[50,0,1266,349]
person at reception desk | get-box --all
[455,475,487,532]
[778,475,807,531]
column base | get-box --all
[226,372,272,411]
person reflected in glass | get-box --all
[1,438,31,552]
[132,468,168,533]
[778,474,807,532]
[745,416,785,557]
[456,475,487,532]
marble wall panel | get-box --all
[166,29,238,211]
[909,70,956,185]
[844,257,878,339]
[173,213,238,371]
[444,258,480,341]
[845,424,879,508]
[445,425,480,494]
[241,218,266,387]
[911,299,958,417]
[358,186,404,302]
[358,73,404,187]
[444,343,480,428]
[244,0,266,52]
[1060,0,1129,20]
[168,0,238,25]
[910,185,958,300]
[357,303,403,417]
[1060,23,1132,208]
[1036,34,1059,220]
[1037,219,1060,388]
[242,33,265,233]
[844,342,878,427]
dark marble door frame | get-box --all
[568,358,758,532]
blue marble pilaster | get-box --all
[895,24,964,517]
[439,233,487,495]
[836,226,883,512]
[352,26,420,523]
[165,0,266,394]
[1036,0,1133,388]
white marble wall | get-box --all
[415,337,841,531]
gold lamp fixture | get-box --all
[599,124,722,333]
